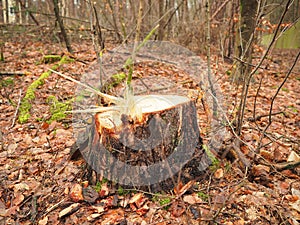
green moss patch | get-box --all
[101,72,126,93]
[41,55,62,64]
[18,56,73,123]
[46,95,73,123]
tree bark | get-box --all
[52,0,73,53]
[157,0,165,40]
[16,0,39,25]
[233,0,257,82]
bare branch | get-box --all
[49,69,119,104]
[256,49,300,152]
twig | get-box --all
[253,74,263,128]
[258,155,300,172]
[16,0,39,25]
[205,88,252,168]
[274,160,300,171]
[9,89,22,129]
[233,56,267,70]
[66,106,120,114]
[30,195,38,222]
[136,84,176,95]
[49,69,119,104]
[248,111,284,122]
[256,49,300,153]
[237,0,293,135]
[211,169,247,220]
[42,198,66,217]
[210,0,231,23]
[0,71,25,76]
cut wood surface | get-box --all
[95,95,191,132]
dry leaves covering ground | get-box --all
[0,35,300,225]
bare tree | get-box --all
[52,0,73,53]
[157,0,165,40]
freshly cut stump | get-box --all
[80,95,210,191]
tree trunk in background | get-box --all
[2,0,6,23]
[157,0,164,40]
[226,0,236,58]
[167,0,175,38]
[5,0,16,23]
[52,0,73,53]
[17,0,39,25]
[233,0,257,82]
[107,0,122,42]
[234,0,258,135]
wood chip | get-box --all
[58,203,80,218]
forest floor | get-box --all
[0,34,300,225]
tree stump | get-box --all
[79,95,211,192]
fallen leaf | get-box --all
[58,203,80,218]
[99,182,109,197]
[5,206,18,217]
[285,195,299,202]
[82,181,89,188]
[119,196,130,208]
[235,219,245,225]
[69,184,84,202]
[183,193,203,204]
[13,192,24,206]
[38,216,48,225]
[100,208,124,225]
[292,188,300,197]
[0,200,6,217]
[174,180,195,196]
[24,134,33,145]
[7,143,18,153]
[174,181,183,195]
[287,151,300,162]
[251,164,270,177]
[87,213,101,221]
[289,218,300,225]
[82,186,99,203]
[29,147,44,155]
[290,200,300,213]
[32,136,40,143]
[224,222,234,225]
[92,205,105,214]
[14,182,29,192]
[273,145,289,162]
[245,206,257,221]
[129,193,144,205]
[260,149,274,161]
[48,121,57,132]
[41,122,49,130]
[136,202,150,215]
[28,163,39,175]
[214,168,224,179]
[170,201,185,217]
[278,181,290,194]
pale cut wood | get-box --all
[95,95,190,133]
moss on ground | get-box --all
[18,56,73,123]
[41,55,62,64]
[101,72,126,93]
[46,95,73,123]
